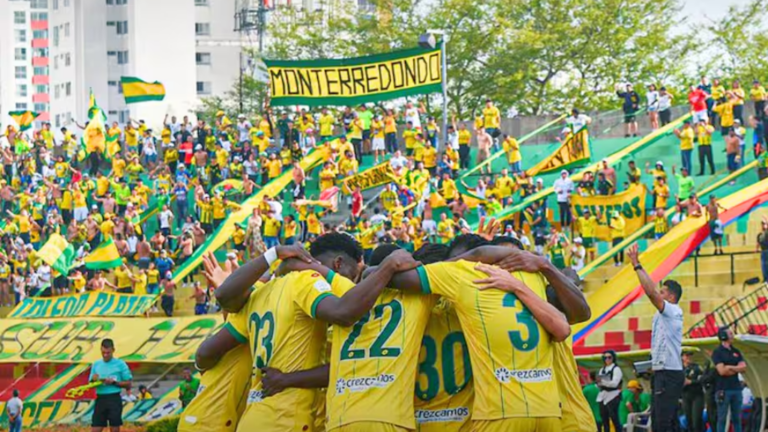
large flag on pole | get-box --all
[84,237,123,270]
[8,110,39,132]
[120,77,166,103]
[80,90,107,157]
[37,234,76,275]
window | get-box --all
[118,85,123,94]
[33,66,48,75]
[65,82,71,96]
[55,114,60,127]
[31,12,48,21]
[65,53,71,66]
[31,0,48,8]
[119,110,130,124]
[54,84,60,98]
[15,30,27,43]
[196,81,212,95]
[35,85,47,94]
[16,85,28,97]
[107,21,116,26]
[65,23,70,37]
[14,11,26,24]
[195,23,210,36]
[107,51,117,56]
[33,30,48,39]
[108,81,117,87]
[15,67,26,79]
[52,0,58,9]
[16,103,28,110]
[34,103,47,112]
[53,26,59,46]
[107,0,114,4]
[14,48,27,61]
[117,21,128,35]
[64,0,70,6]
[108,110,118,115]
[116,0,127,4]
[196,52,211,65]
[54,56,58,69]
[117,51,129,64]
[195,0,209,5]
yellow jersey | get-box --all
[554,339,596,432]
[423,147,438,168]
[372,120,385,139]
[503,137,521,163]
[678,128,694,151]
[483,107,500,129]
[696,124,714,145]
[495,176,515,198]
[416,260,560,420]
[226,271,333,432]
[179,344,252,432]
[415,301,473,432]
[732,88,745,105]
[714,101,734,127]
[577,216,597,239]
[750,86,766,101]
[326,273,435,431]
[320,169,336,191]
[458,130,471,146]
[319,114,335,137]
[384,115,397,134]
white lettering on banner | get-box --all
[247,389,264,404]
[415,407,470,423]
[335,373,396,394]
[494,367,553,384]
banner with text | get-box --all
[527,127,590,177]
[341,161,396,194]
[9,291,157,319]
[0,316,223,363]
[571,184,647,241]
[265,45,443,106]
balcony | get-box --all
[32,75,49,85]
[31,21,47,31]
[32,93,50,103]
[31,39,49,49]
[38,112,50,122]
[32,57,49,67]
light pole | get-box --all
[421,30,448,148]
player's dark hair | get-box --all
[490,235,524,250]
[369,244,401,266]
[310,232,363,263]
[413,243,449,265]
[448,234,488,258]
[101,338,115,349]
[662,279,683,302]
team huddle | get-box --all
[184,232,596,432]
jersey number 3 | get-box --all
[340,300,402,360]
[503,292,540,352]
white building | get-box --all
[0,0,50,130]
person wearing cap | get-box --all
[553,169,574,231]
[596,350,623,431]
[609,211,625,266]
[712,327,747,432]
[674,120,695,174]
[570,236,586,272]
[750,79,766,119]
[577,208,598,262]
[714,90,737,136]
[616,83,640,137]
[619,379,650,428]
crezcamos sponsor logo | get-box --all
[335,374,396,394]
[415,407,470,423]
[247,389,264,404]
[494,367,553,384]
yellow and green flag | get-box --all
[80,90,106,158]
[84,237,123,270]
[8,110,39,132]
[121,76,166,104]
[37,233,76,275]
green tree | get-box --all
[197,52,270,123]
[704,0,768,84]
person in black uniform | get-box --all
[682,351,705,432]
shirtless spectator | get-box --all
[476,127,492,174]
[161,274,176,317]
[136,236,152,269]
[190,281,207,315]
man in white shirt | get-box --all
[389,150,408,171]
[570,237,586,272]
[158,205,174,236]
[627,243,684,431]
[564,108,592,134]
[165,114,182,136]
[6,389,22,432]
[236,114,251,144]
[553,170,574,231]
[596,350,623,431]
[404,101,422,130]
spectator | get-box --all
[658,87,674,126]
[596,172,614,196]
[553,170,574,232]
[564,107,592,133]
[647,84,660,130]
[179,368,200,408]
[696,119,716,176]
[682,351,705,432]
[570,237,586,272]
[609,211,625,266]
[600,159,617,187]
[619,380,650,428]
[6,389,22,432]
[596,350,623,432]
[616,83,640,137]
[731,80,746,124]
[725,128,741,182]
[688,85,710,124]
[674,121,695,174]
[628,243,684,432]
[750,80,766,120]
[713,327,747,432]
[672,165,695,202]
[161,273,176,317]
[757,218,768,282]
[90,338,132,432]
[138,385,153,400]
[751,115,765,159]
[191,281,207,315]
[583,371,603,431]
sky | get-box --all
[680,0,738,26]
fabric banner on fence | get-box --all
[571,184,647,241]
[264,45,443,106]
[9,291,156,319]
[527,127,590,177]
[0,315,223,363]
[341,161,395,194]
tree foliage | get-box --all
[203,0,765,118]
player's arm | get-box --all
[450,245,590,323]
[474,263,571,341]
[626,243,664,311]
[195,326,243,371]
[261,365,330,397]
[212,245,315,312]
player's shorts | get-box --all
[372,137,386,151]
[472,418,560,432]
[334,422,409,432]
[581,237,594,249]
[92,393,123,427]
[623,113,636,123]
[692,109,709,124]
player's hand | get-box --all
[496,248,545,273]
[276,244,316,263]
[202,251,237,288]
[382,249,422,272]
[261,367,288,397]
[473,263,527,294]
[626,243,640,266]
[276,257,320,276]
[476,216,499,241]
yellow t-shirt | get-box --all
[114,267,132,289]
[112,158,127,178]
[384,115,397,134]
[319,114,335,137]
[678,128,694,151]
[441,179,458,200]
[233,228,246,245]
[555,340,597,432]
[732,88,745,105]
[423,147,438,168]
[415,301,474,432]
[268,160,282,179]
[283,221,297,239]
[714,101,734,127]
[55,162,69,178]
[711,85,725,100]
[610,217,626,239]
[578,216,597,239]
[654,184,669,209]
[482,107,500,129]
[133,273,148,295]
[178,343,252,432]
[96,177,110,196]
[263,217,281,237]
[503,137,520,163]
[495,176,515,198]
[326,273,435,431]
[147,269,160,285]
[125,128,138,147]
[225,271,334,431]
[307,212,322,235]
[458,129,471,145]
[697,124,714,145]
[348,119,363,140]
[216,149,229,167]
[372,119,385,139]
[437,219,455,244]
[418,261,560,420]
[750,86,766,102]
[403,129,417,149]
[320,169,336,191]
